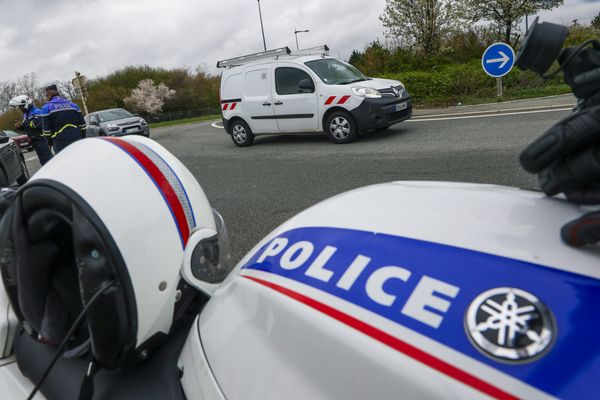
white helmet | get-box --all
[0,136,232,368]
[8,94,34,109]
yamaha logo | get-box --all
[465,288,555,363]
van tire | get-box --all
[230,120,254,147]
[325,111,358,144]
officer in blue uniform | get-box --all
[9,95,53,166]
[40,84,86,153]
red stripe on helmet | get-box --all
[325,96,336,105]
[337,95,351,105]
[244,276,520,400]
[101,137,190,247]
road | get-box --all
[24,105,572,263]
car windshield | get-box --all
[305,58,368,85]
[97,109,133,122]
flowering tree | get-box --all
[124,79,175,115]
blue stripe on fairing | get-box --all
[241,227,600,399]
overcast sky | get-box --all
[0,0,598,84]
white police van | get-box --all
[218,46,412,147]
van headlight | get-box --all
[351,87,382,99]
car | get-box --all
[85,108,150,137]
[218,45,412,147]
[0,130,29,186]
[2,129,33,151]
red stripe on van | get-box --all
[338,95,351,104]
[325,96,336,105]
[223,103,229,111]
[230,102,237,110]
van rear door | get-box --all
[242,65,279,133]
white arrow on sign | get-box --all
[485,51,510,69]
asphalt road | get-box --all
[22,106,572,263]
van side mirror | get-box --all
[298,78,315,93]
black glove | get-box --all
[519,105,600,247]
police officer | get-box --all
[8,95,53,165]
[39,84,86,153]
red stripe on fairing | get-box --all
[337,95,351,104]
[223,103,229,111]
[325,96,336,105]
[230,102,237,110]
[101,137,190,246]
[243,275,519,400]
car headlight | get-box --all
[351,87,382,99]
[140,119,147,126]
[107,124,120,132]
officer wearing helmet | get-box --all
[8,95,53,166]
[39,84,86,153]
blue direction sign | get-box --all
[482,42,515,78]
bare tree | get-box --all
[0,81,19,114]
[465,0,564,44]
[380,0,467,55]
[16,72,44,102]
[123,79,176,115]
[56,80,78,101]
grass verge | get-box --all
[149,114,221,129]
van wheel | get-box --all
[325,111,358,144]
[17,154,29,186]
[231,120,254,147]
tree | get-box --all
[123,79,176,115]
[592,11,600,30]
[380,0,466,55]
[465,0,564,44]
[16,72,44,102]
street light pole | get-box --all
[257,0,267,51]
[294,28,310,50]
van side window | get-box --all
[275,67,314,95]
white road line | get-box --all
[25,156,38,162]
[407,107,572,123]
[413,104,574,119]
[211,107,571,128]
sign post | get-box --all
[482,43,515,97]
[72,71,89,115]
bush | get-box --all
[380,60,566,106]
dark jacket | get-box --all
[16,107,43,137]
[40,96,86,141]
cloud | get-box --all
[0,0,597,83]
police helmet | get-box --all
[0,136,232,368]
[9,95,34,110]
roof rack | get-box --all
[289,45,330,57]
[217,47,292,68]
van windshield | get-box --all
[305,59,368,85]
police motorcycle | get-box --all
[0,19,599,400]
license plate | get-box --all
[395,102,407,112]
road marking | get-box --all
[209,108,571,128]
[25,156,38,162]
[407,107,572,123]
[413,104,574,119]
